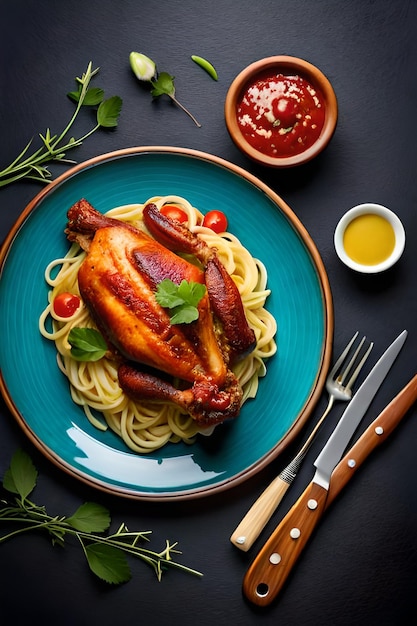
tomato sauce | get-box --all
[236,71,326,158]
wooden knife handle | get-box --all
[230,476,290,551]
[243,372,417,606]
[326,372,417,508]
[242,480,329,606]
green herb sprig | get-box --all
[0,450,203,584]
[0,62,123,188]
[68,327,108,361]
[155,278,206,324]
[130,52,201,128]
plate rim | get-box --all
[0,145,334,500]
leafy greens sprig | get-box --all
[155,278,206,324]
[68,327,108,362]
[130,52,201,128]
[0,62,122,188]
[0,450,203,584]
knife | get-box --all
[325,371,417,509]
[242,329,407,606]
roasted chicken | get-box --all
[66,199,256,426]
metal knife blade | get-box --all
[242,329,407,606]
[325,371,417,510]
[313,329,407,489]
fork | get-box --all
[230,331,373,551]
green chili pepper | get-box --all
[191,55,218,81]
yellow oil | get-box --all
[343,213,395,265]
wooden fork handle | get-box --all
[243,373,417,607]
[230,476,290,551]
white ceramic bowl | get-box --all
[334,203,405,273]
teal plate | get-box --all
[0,147,333,500]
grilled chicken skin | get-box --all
[66,198,255,426]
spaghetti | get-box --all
[39,195,277,453]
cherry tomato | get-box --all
[202,210,228,233]
[160,204,188,223]
[53,292,81,318]
[271,97,299,128]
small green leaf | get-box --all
[150,72,175,98]
[67,89,81,103]
[67,86,105,106]
[177,280,206,307]
[3,450,37,500]
[154,278,184,308]
[155,279,206,324]
[83,87,105,106]
[85,543,132,584]
[97,96,123,128]
[170,304,199,325]
[68,327,107,361]
[66,502,111,533]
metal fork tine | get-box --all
[328,331,359,379]
[338,335,367,385]
[344,340,374,391]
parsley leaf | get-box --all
[155,278,206,324]
[170,304,200,325]
[150,71,176,98]
[154,278,185,308]
[68,327,107,361]
[177,279,206,306]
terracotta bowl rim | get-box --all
[224,55,338,168]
